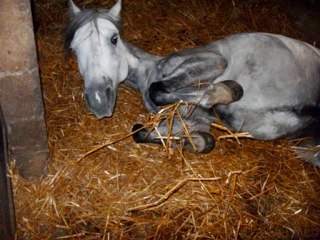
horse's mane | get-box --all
[65,9,120,50]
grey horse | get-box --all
[66,0,320,165]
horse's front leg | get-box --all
[159,53,227,90]
[132,106,216,153]
[150,80,243,109]
[149,52,227,105]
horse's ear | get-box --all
[109,0,122,19]
[69,0,81,17]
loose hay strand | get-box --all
[212,122,253,145]
[76,124,147,161]
[127,177,222,212]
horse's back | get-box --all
[210,33,320,140]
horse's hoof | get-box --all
[184,131,215,153]
[132,124,163,145]
[220,80,244,102]
[149,81,168,106]
[132,124,148,143]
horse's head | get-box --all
[66,0,128,118]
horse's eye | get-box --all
[111,35,118,45]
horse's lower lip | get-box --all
[85,95,116,119]
[89,108,113,119]
[94,112,113,119]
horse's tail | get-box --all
[292,46,320,166]
[292,120,320,167]
[293,139,320,167]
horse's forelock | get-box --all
[65,9,120,51]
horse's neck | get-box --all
[122,41,162,91]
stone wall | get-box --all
[0,0,49,180]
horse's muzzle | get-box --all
[84,85,117,119]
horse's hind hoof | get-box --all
[132,124,148,143]
[184,131,216,153]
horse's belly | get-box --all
[217,105,312,140]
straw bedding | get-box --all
[11,0,320,239]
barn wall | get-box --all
[0,0,49,179]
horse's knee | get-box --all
[184,131,216,153]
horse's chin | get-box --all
[85,95,116,119]
[95,113,112,119]
[89,108,114,119]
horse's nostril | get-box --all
[105,87,111,96]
